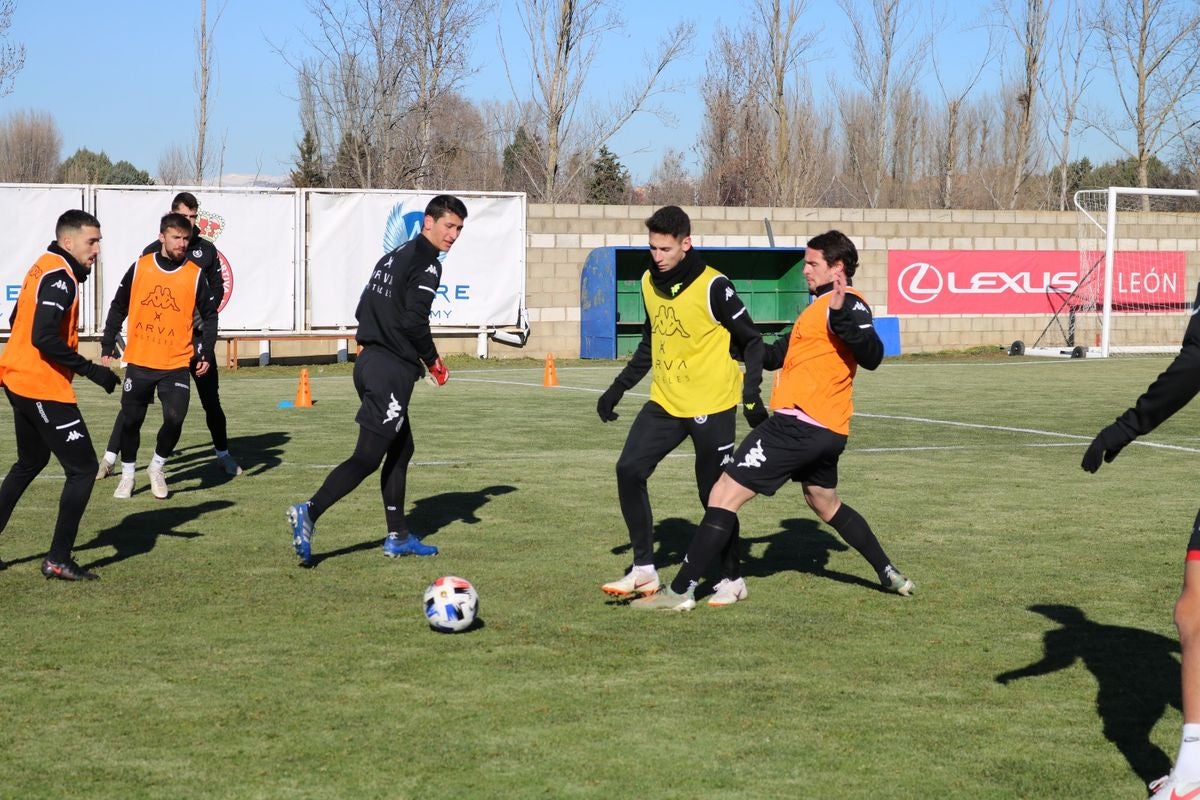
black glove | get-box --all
[742,395,768,428]
[597,385,624,422]
[1081,423,1134,473]
[84,362,119,394]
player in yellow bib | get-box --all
[597,206,765,608]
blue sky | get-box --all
[1,0,1121,185]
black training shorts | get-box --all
[352,345,419,438]
[723,413,847,496]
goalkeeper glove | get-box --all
[424,357,449,387]
[742,395,768,429]
[84,362,119,394]
[1081,422,1134,473]
[596,385,624,422]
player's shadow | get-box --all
[71,499,233,571]
[609,517,696,566]
[165,431,291,491]
[304,484,517,568]
[994,604,1181,785]
[740,517,881,592]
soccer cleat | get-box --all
[707,577,749,607]
[630,585,696,612]
[113,474,135,499]
[216,453,243,476]
[95,459,115,481]
[382,532,438,557]
[881,565,915,596]
[147,466,169,500]
[601,569,660,597]
[287,503,314,562]
[1149,772,1200,800]
[41,557,99,581]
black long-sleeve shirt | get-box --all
[763,281,884,372]
[1107,282,1200,438]
[609,260,765,404]
[355,234,443,368]
[100,253,219,360]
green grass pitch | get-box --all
[0,353,1195,798]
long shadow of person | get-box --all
[71,499,235,571]
[306,484,517,568]
[995,604,1181,785]
[165,431,292,492]
[609,517,696,567]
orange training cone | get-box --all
[543,353,559,387]
[295,368,313,407]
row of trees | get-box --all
[284,0,1200,211]
[0,110,153,185]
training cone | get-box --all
[294,368,313,407]
[543,353,559,387]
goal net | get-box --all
[1019,187,1197,357]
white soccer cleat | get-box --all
[216,453,243,476]
[630,586,696,612]
[113,475,135,499]
[707,577,749,607]
[147,466,169,500]
[1149,772,1200,800]
[95,460,114,481]
[602,568,660,597]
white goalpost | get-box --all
[1014,186,1198,358]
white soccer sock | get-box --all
[214,448,229,458]
[102,451,117,466]
[150,453,167,470]
[1174,724,1200,782]
[632,564,657,575]
[121,462,136,478]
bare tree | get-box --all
[0,1,25,98]
[502,0,693,202]
[1091,0,1200,198]
[0,109,60,182]
[987,0,1050,209]
[1044,0,1096,210]
[834,0,925,208]
[193,0,227,183]
[645,148,697,206]
[157,144,192,185]
[928,12,994,209]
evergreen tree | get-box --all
[586,145,630,204]
[290,129,326,188]
[502,126,541,194]
[57,147,112,184]
[108,159,153,185]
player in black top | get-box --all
[1082,283,1200,799]
[286,194,467,566]
[95,192,242,479]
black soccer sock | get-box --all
[670,507,739,594]
[828,502,891,577]
[718,516,741,581]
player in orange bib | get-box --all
[0,210,119,580]
[635,230,914,610]
[99,213,218,501]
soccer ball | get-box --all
[423,576,479,633]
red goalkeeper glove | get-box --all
[425,357,449,387]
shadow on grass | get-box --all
[72,499,235,571]
[303,484,517,568]
[164,431,291,490]
[995,604,1181,785]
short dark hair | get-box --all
[56,209,100,239]
[425,194,467,221]
[161,212,194,234]
[172,191,199,211]
[806,230,859,280]
[645,205,690,239]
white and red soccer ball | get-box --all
[423,576,479,633]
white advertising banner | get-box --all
[0,185,89,331]
[306,190,525,329]
[93,187,300,333]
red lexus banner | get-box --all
[887,250,1187,314]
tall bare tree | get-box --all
[988,0,1050,209]
[0,1,24,98]
[0,109,59,182]
[502,0,693,202]
[1044,0,1096,210]
[1091,0,1200,198]
[193,0,225,183]
[929,12,994,209]
[835,0,925,208]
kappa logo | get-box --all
[670,282,683,296]
[140,285,181,312]
[65,430,83,442]
[737,439,767,469]
[851,300,867,313]
[382,392,404,428]
[651,306,690,338]
[425,265,438,275]
[50,279,69,292]
[725,285,734,301]
[721,453,734,466]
